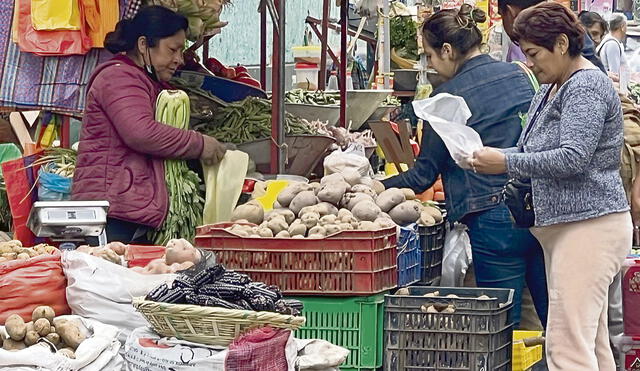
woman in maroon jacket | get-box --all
[73,6,226,243]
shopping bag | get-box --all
[0,249,71,323]
[1,155,39,245]
[31,0,81,31]
[323,143,373,178]
[202,150,248,224]
[17,0,91,56]
[38,166,73,201]
[412,93,483,168]
[440,223,472,287]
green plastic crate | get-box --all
[290,293,385,370]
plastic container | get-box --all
[397,224,421,287]
[328,71,339,90]
[623,259,640,336]
[512,331,544,371]
[194,224,398,295]
[418,221,446,285]
[612,335,640,371]
[291,294,385,370]
[384,286,515,371]
[346,72,354,90]
[294,63,319,90]
[292,45,321,64]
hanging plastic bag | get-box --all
[440,223,472,287]
[31,0,81,31]
[38,166,73,201]
[17,0,91,56]
[0,250,71,323]
[412,93,483,168]
[323,143,373,178]
[202,150,249,224]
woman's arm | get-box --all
[504,84,608,179]
[382,122,446,193]
[97,68,205,160]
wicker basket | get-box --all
[132,297,306,346]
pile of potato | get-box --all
[129,238,200,274]
[229,170,444,238]
[0,241,57,263]
[2,306,87,358]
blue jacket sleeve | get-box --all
[382,122,446,192]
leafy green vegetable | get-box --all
[390,16,419,61]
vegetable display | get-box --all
[146,265,303,315]
[146,0,232,41]
[630,82,640,106]
[151,90,204,245]
[193,96,316,144]
[227,171,443,239]
[0,240,57,263]
[31,147,77,178]
[381,95,401,107]
[390,15,419,62]
[2,307,87,358]
[285,89,339,105]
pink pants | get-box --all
[531,212,631,371]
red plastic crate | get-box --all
[126,245,166,268]
[195,224,398,295]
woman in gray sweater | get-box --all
[471,3,630,370]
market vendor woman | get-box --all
[383,5,548,328]
[72,6,226,244]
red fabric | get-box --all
[17,0,91,56]
[225,327,290,371]
[72,55,205,228]
[624,261,640,336]
[0,250,71,323]
[126,245,166,268]
[2,156,39,246]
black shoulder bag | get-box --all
[503,84,555,228]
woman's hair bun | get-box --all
[104,19,136,54]
[459,3,487,25]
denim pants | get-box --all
[461,204,549,328]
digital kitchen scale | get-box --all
[28,201,109,248]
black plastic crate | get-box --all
[418,221,445,285]
[384,287,514,371]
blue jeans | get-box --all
[461,204,548,328]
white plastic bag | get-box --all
[0,315,123,371]
[440,223,473,287]
[203,150,249,224]
[295,339,350,371]
[412,93,483,167]
[62,251,176,344]
[323,143,372,178]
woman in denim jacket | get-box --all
[382,4,548,328]
[472,3,630,370]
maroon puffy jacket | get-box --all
[72,55,204,228]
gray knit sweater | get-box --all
[505,69,629,226]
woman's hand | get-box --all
[470,147,508,175]
[201,135,227,165]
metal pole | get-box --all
[260,2,267,89]
[277,0,286,173]
[270,0,281,174]
[382,0,391,89]
[339,0,348,127]
[319,0,330,90]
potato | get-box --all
[0,257,7,263]
[319,215,337,226]
[0,244,12,254]
[267,218,289,235]
[165,239,200,265]
[395,287,410,295]
[341,169,362,186]
[288,221,307,237]
[34,318,51,336]
[351,184,377,199]
[376,188,406,212]
[1,253,16,260]
[370,179,386,194]
[5,314,26,341]
[301,212,320,229]
[2,338,25,351]
[58,348,76,359]
[297,205,319,218]
[389,201,421,226]
[344,193,374,210]
[309,182,322,195]
[274,209,296,225]
[419,212,436,227]
[275,230,291,238]
[308,234,324,239]
[257,227,274,238]
[423,206,443,223]
[358,221,379,231]
[292,235,305,239]
[317,181,349,206]
[375,217,396,229]
[338,223,354,231]
[337,209,353,219]
[308,226,327,237]
[320,173,345,186]
[276,183,310,207]
[324,224,342,235]
[105,242,128,255]
[56,321,87,349]
[315,202,339,216]
[16,253,30,260]
[352,200,382,222]
[24,331,40,346]
[401,188,416,200]
[231,201,264,224]
[45,332,61,346]
[289,191,319,216]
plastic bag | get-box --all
[61,250,176,343]
[323,143,372,178]
[38,167,73,201]
[31,0,81,30]
[412,93,483,167]
[0,250,71,323]
[0,144,22,174]
[202,150,249,224]
[296,338,350,371]
[440,223,472,287]
[0,315,123,371]
[1,155,38,245]
[17,0,91,56]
